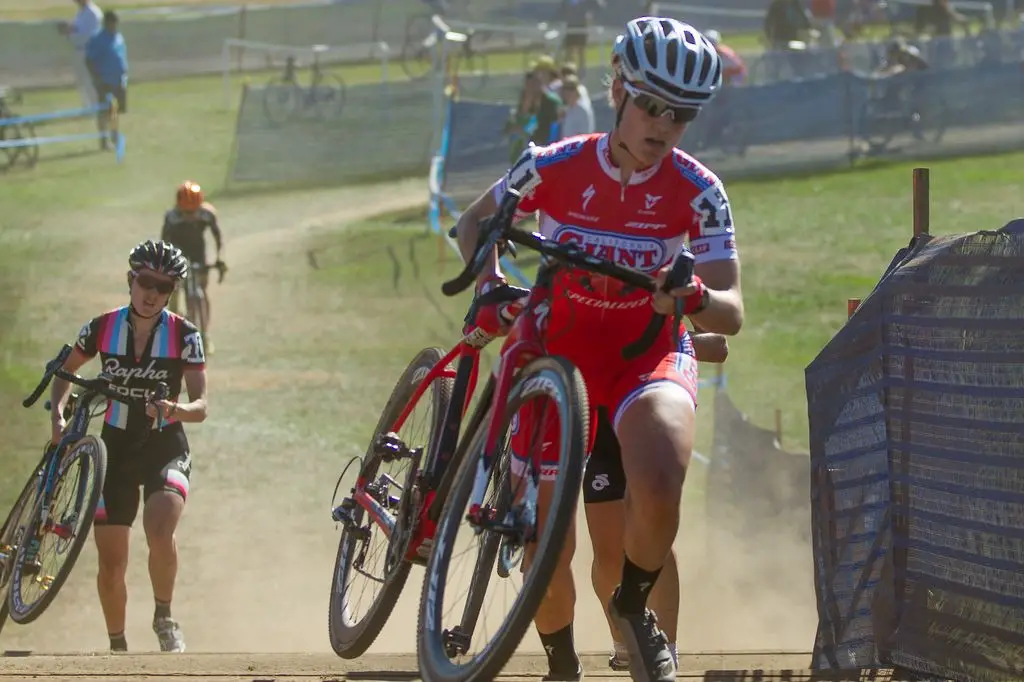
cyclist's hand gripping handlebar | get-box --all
[621,249,696,361]
[442,189,523,297]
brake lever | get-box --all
[150,382,171,432]
[448,224,517,259]
[665,249,697,350]
[621,249,696,361]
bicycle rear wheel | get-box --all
[313,74,347,121]
[0,459,45,635]
[418,356,588,682]
[8,435,106,625]
[328,347,453,658]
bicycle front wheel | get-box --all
[418,356,588,682]
[8,435,106,625]
[0,460,45,635]
[328,347,453,658]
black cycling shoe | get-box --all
[607,589,676,682]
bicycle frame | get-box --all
[31,389,106,542]
[352,266,557,558]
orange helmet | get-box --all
[176,181,204,212]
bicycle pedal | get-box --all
[35,573,55,590]
[416,538,433,560]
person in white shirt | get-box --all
[58,0,104,109]
[558,74,595,139]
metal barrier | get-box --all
[0,93,124,169]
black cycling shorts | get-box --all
[582,407,626,504]
[95,423,192,527]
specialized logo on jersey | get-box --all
[553,224,666,272]
[581,184,596,211]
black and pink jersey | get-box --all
[74,306,205,432]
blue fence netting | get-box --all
[806,220,1024,682]
[434,57,1024,201]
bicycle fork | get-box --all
[22,455,87,588]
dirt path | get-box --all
[0,651,866,681]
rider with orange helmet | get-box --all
[161,181,225,352]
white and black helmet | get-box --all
[612,17,722,109]
[128,239,189,280]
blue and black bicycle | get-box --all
[0,344,168,633]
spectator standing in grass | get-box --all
[86,10,128,151]
[59,0,103,110]
[557,74,594,139]
[559,62,589,100]
[559,0,604,73]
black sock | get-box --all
[537,624,580,674]
[613,555,662,614]
[154,600,172,620]
[109,631,127,652]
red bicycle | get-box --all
[327,186,694,681]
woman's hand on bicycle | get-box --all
[146,399,176,421]
[50,415,67,446]
[465,276,529,337]
[652,264,707,316]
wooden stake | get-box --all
[774,408,783,446]
[913,167,930,237]
[847,298,861,319]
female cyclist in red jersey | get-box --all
[451,16,744,682]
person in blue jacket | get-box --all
[85,10,128,150]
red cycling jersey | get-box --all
[491,133,739,478]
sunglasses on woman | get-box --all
[623,81,700,123]
[134,273,176,295]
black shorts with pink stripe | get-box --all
[95,422,192,527]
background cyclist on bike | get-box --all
[875,36,929,78]
[870,37,931,138]
[453,16,743,682]
[161,180,226,354]
[48,239,208,653]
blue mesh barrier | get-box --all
[438,59,1023,197]
[807,220,1024,682]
